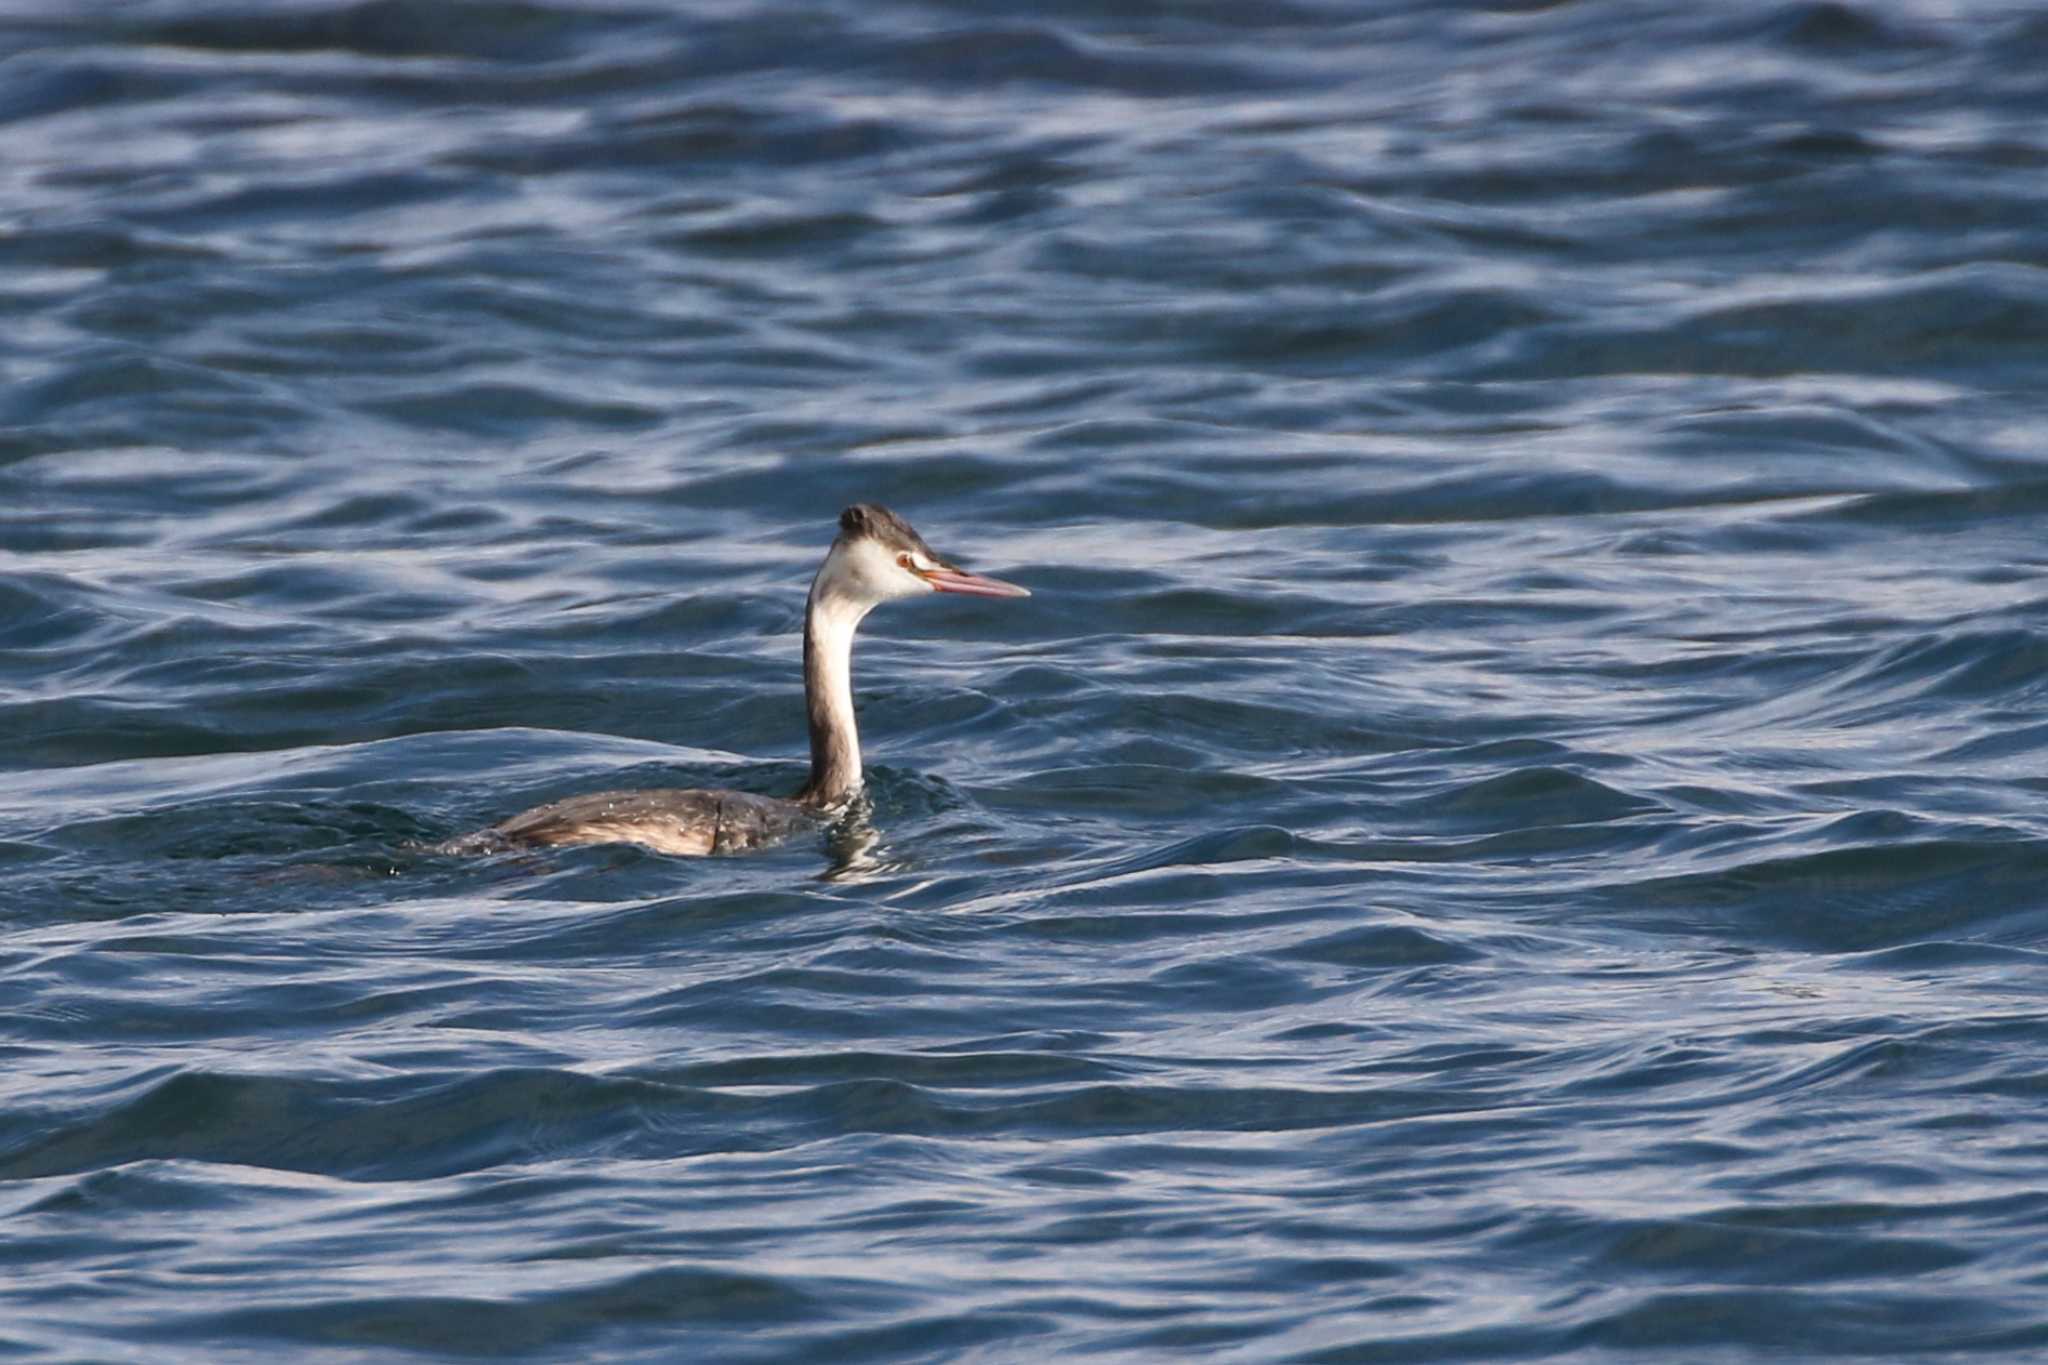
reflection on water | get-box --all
[819,797,892,882]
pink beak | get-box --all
[922,566,1031,599]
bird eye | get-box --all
[898,553,918,572]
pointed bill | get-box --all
[922,566,1030,598]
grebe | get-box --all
[447,503,1029,857]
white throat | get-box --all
[798,581,875,806]
[794,534,936,807]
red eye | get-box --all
[898,554,917,571]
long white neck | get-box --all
[797,586,871,807]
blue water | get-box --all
[5,0,2048,1358]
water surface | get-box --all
[5,1,2048,1359]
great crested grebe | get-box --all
[445,503,1029,857]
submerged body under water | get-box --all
[5,1,2048,1360]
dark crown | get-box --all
[838,503,942,561]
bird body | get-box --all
[473,787,813,856]
[445,504,1027,857]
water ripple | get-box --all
[6,0,2048,1358]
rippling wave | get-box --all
[5,0,2048,1358]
